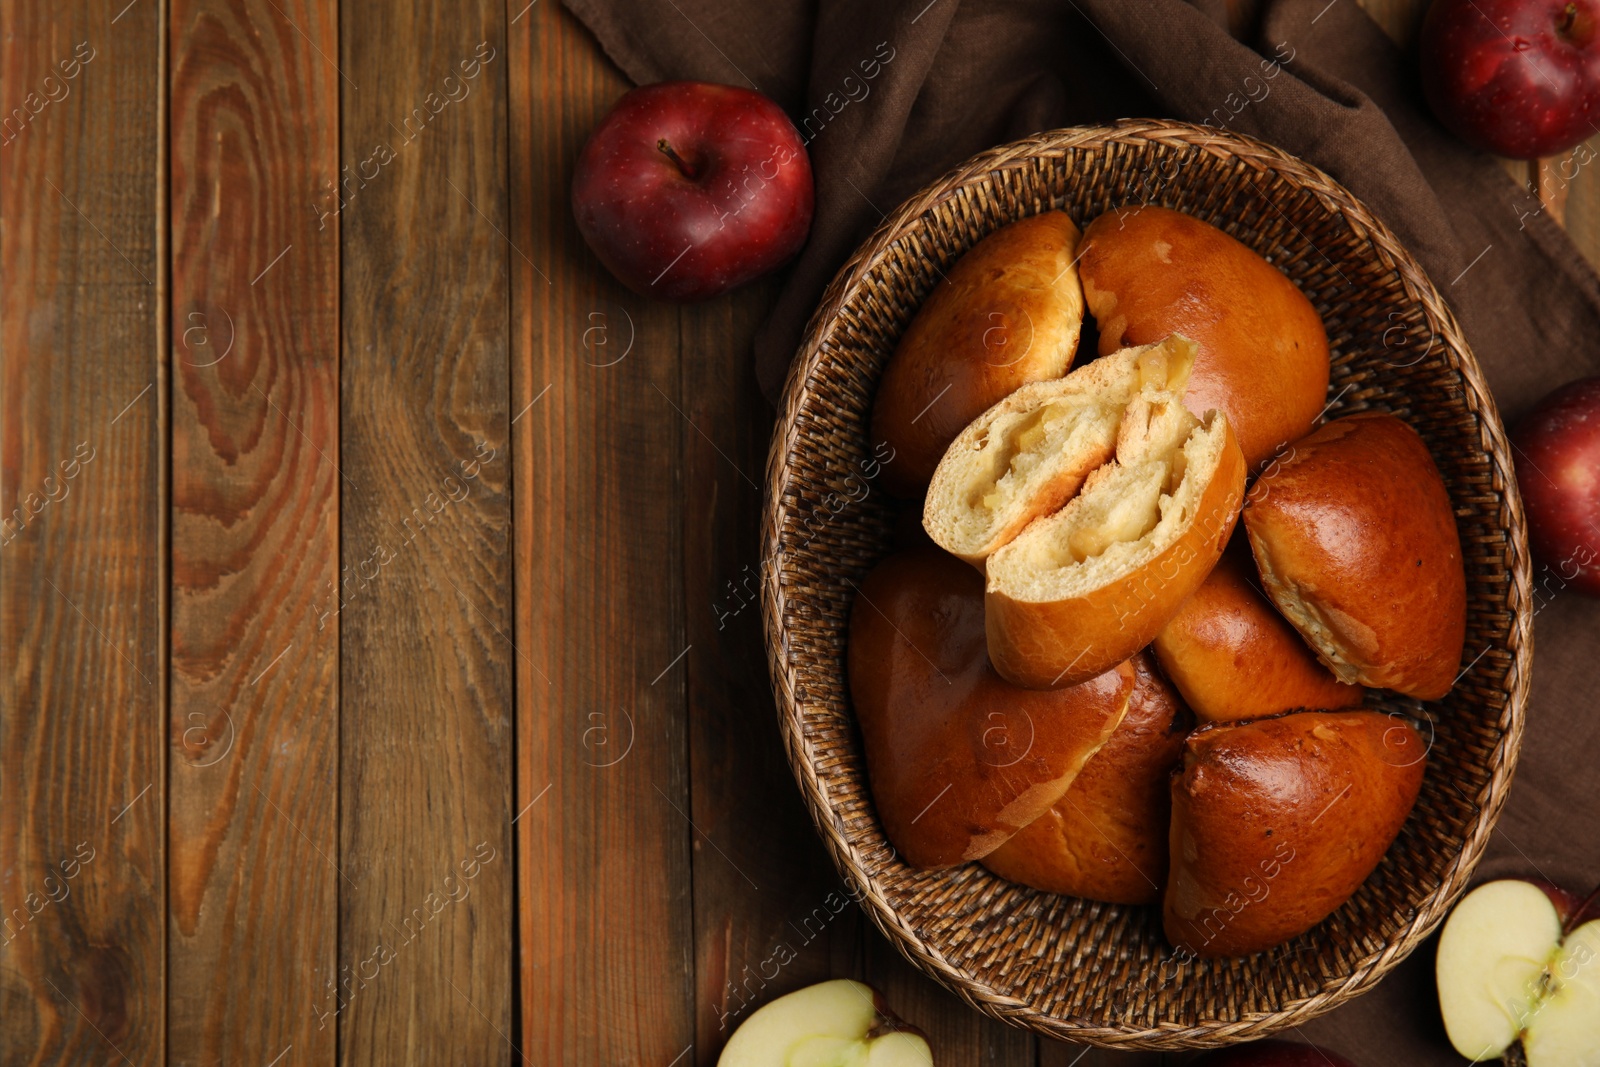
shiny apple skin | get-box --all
[571,81,813,301]
[1420,0,1600,159]
[1513,376,1600,596]
[1527,877,1600,925]
[1192,1039,1359,1066]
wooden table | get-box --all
[1,1,1591,1063]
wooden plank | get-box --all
[681,279,869,1062]
[1550,135,1600,262]
[512,5,695,1061]
[0,1,166,1062]
[863,935,1035,1067]
[164,0,340,1059]
[337,0,514,1060]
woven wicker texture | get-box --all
[761,121,1533,1049]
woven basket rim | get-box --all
[761,118,1534,1048]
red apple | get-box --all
[572,81,813,301]
[1420,0,1600,159]
[1513,376,1600,596]
[1191,1040,1359,1066]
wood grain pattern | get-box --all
[864,934,1036,1067]
[513,4,696,1063]
[337,0,514,1060]
[7,0,1600,1061]
[1559,140,1600,264]
[0,0,166,1062]
[682,280,865,1064]
[165,0,340,1060]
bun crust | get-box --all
[1153,539,1363,722]
[1163,710,1425,958]
[981,653,1188,903]
[1079,205,1330,469]
[847,547,1134,868]
[872,211,1086,497]
[1242,413,1467,700]
[986,412,1247,689]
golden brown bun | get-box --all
[847,546,1134,869]
[872,212,1086,497]
[1079,205,1330,469]
[985,403,1247,690]
[981,652,1188,903]
[922,336,1194,566]
[1153,539,1363,722]
[1163,710,1425,958]
[1242,413,1467,700]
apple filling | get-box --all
[1058,460,1168,565]
[922,334,1198,565]
[968,399,1121,513]
[992,394,1219,593]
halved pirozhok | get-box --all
[922,335,1198,567]
[982,354,1247,690]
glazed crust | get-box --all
[1079,205,1330,469]
[871,211,1086,497]
[981,653,1189,903]
[1153,539,1363,722]
[985,420,1247,689]
[1242,413,1467,700]
[847,547,1134,869]
[1163,710,1426,957]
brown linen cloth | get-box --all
[563,0,1600,1060]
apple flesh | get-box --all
[1524,921,1600,1065]
[1435,879,1600,1064]
[1514,377,1600,596]
[1420,0,1600,159]
[572,81,813,301]
[717,979,932,1067]
[1191,1039,1359,1066]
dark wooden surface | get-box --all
[1,1,165,1062]
[166,0,339,1060]
[337,0,517,1061]
[515,6,697,1063]
[0,0,1591,1063]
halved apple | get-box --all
[1436,879,1600,1065]
[717,979,933,1067]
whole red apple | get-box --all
[1513,376,1600,596]
[1420,0,1600,159]
[1192,1039,1358,1066]
[572,81,813,301]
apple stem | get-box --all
[1561,2,1579,35]
[1563,878,1600,936]
[657,138,697,180]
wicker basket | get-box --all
[761,120,1534,1049]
